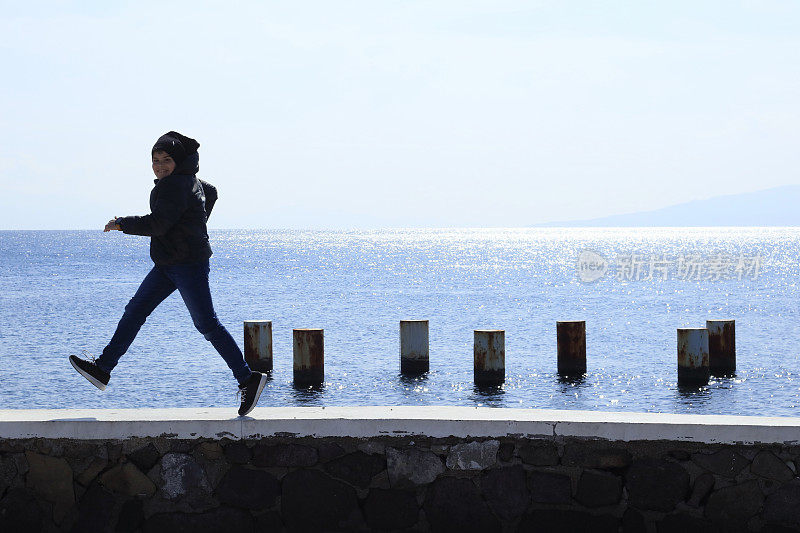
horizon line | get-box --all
[3,225,800,232]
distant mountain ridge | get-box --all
[535,185,800,227]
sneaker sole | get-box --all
[69,357,107,391]
[239,373,268,417]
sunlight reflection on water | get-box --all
[1,227,799,415]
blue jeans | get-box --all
[97,259,252,385]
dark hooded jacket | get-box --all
[116,152,218,265]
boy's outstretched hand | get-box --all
[104,216,121,232]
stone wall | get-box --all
[2,433,800,532]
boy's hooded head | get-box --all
[151,131,200,168]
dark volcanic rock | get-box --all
[446,440,499,471]
[339,505,368,531]
[760,525,800,533]
[253,443,317,468]
[143,507,253,533]
[73,484,116,533]
[363,489,419,531]
[762,481,800,529]
[160,453,212,503]
[626,458,689,512]
[0,488,43,532]
[668,450,691,461]
[423,476,501,533]
[316,441,347,463]
[116,499,144,532]
[575,469,621,507]
[498,442,515,462]
[215,466,280,510]
[281,469,358,532]
[529,470,572,504]
[0,454,18,494]
[518,442,559,466]
[705,480,764,527]
[751,451,794,482]
[563,445,631,470]
[687,472,715,507]
[622,508,647,533]
[516,509,618,533]
[223,441,252,465]
[108,443,123,463]
[255,511,284,532]
[386,447,444,488]
[127,443,161,473]
[691,449,749,478]
[25,450,75,505]
[169,440,195,454]
[324,451,385,488]
[657,513,719,533]
[100,463,156,498]
[481,465,529,522]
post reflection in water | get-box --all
[290,383,325,405]
[557,374,587,391]
[398,373,430,387]
[471,384,506,406]
[553,373,593,410]
[674,383,712,410]
[398,373,432,405]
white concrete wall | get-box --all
[1,406,799,444]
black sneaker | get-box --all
[237,371,267,416]
[69,354,110,390]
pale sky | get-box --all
[1,1,798,229]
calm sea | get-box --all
[1,228,799,415]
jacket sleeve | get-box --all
[199,179,218,221]
[117,178,189,236]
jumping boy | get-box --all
[69,131,267,416]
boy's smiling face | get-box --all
[152,150,176,179]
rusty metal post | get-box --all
[677,328,709,385]
[243,320,272,373]
[474,330,505,385]
[400,320,429,374]
[706,319,735,376]
[557,321,586,376]
[293,328,324,386]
